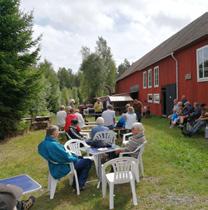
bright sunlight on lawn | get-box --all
[0,117,208,210]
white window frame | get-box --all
[196,45,208,82]
[147,93,153,103]
[154,66,159,87]
[143,71,147,89]
[148,69,152,88]
[153,93,160,104]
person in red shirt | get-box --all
[64,107,80,132]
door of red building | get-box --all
[162,84,176,116]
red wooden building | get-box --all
[116,13,208,116]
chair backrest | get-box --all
[64,139,90,156]
[134,140,147,159]
[102,157,136,184]
[93,130,116,145]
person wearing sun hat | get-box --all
[0,184,35,210]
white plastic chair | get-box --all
[120,139,147,180]
[64,139,91,156]
[93,130,116,145]
[47,159,80,199]
[122,132,132,145]
[102,157,138,209]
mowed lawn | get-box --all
[0,117,208,210]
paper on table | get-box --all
[97,148,108,151]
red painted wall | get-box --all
[116,38,208,115]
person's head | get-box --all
[68,108,74,114]
[46,125,59,138]
[107,104,113,110]
[96,98,100,102]
[96,117,104,125]
[181,95,186,100]
[131,122,144,135]
[0,184,23,210]
[66,106,72,113]
[60,105,65,111]
[71,119,79,127]
[173,99,178,104]
[128,106,134,113]
[125,103,130,110]
[177,101,183,107]
[184,101,190,107]
[70,99,75,104]
[193,102,199,108]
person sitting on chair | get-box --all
[38,125,92,190]
[90,117,109,139]
[120,122,145,156]
[67,119,85,140]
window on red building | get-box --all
[154,66,159,87]
[143,71,147,88]
[148,69,152,88]
[197,45,208,82]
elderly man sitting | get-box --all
[90,117,109,139]
[38,125,92,190]
[115,122,146,156]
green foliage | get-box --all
[57,67,73,89]
[117,58,130,77]
[80,53,104,101]
[38,60,60,112]
[95,37,116,94]
[79,37,116,101]
[0,0,41,139]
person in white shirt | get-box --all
[101,105,115,130]
[75,109,85,128]
[125,106,137,131]
[56,105,67,130]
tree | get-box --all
[117,58,131,77]
[80,53,104,101]
[0,0,41,139]
[57,67,73,89]
[38,60,60,112]
[80,46,91,61]
[95,37,116,94]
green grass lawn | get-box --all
[0,117,208,210]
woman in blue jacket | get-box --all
[38,125,92,190]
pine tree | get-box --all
[0,0,41,139]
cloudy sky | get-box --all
[21,0,208,72]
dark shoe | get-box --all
[22,196,36,210]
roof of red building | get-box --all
[117,12,208,82]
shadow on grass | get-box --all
[33,179,134,210]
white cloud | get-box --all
[20,0,208,72]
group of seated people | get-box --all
[169,95,208,136]
[38,118,146,191]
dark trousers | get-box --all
[74,158,92,188]
[136,112,141,122]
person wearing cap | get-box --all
[0,184,35,210]
[90,117,109,139]
[56,105,67,130]
[38,125,92,191]
[101,105,115,130]
[67,119,85,140]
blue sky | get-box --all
[21,0,208,72]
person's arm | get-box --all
[69,127,83,139]
[49,142,78,163]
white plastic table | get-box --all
[0,174,42,194]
